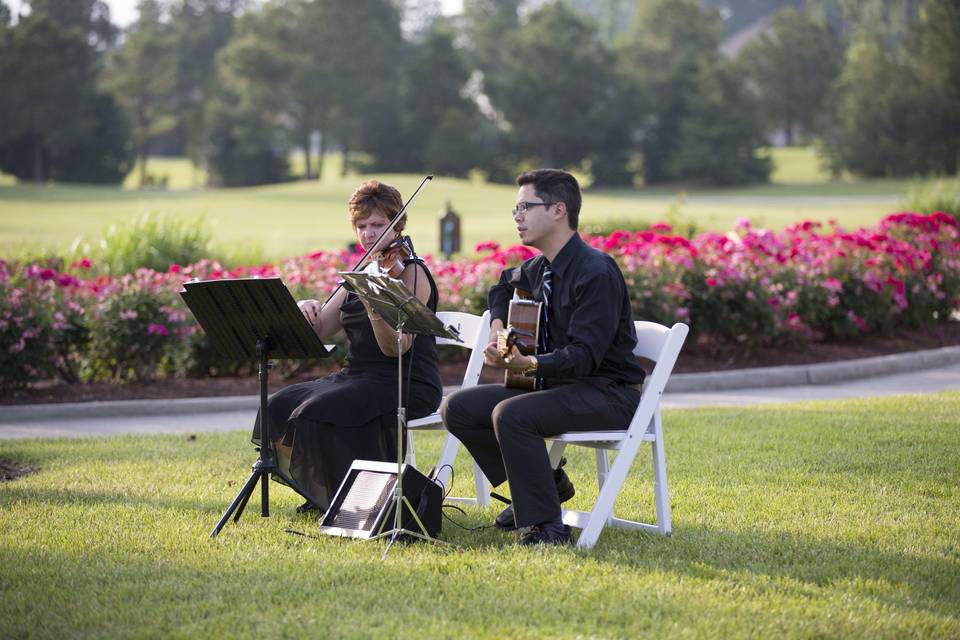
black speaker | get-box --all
[318,460,442,540]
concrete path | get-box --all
[2,347,960,439]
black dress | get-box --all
[252,258,442,508]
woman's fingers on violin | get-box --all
[298,300,319,324]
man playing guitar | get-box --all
[441,169,646,545]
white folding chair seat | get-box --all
[406,310,491,506]
[545,321,688,548]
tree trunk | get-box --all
[784,122,795,147]
[138,144,148,188]
[317,108,328,182]
[342,144,349,178]
[303,132,313,180]
[32,141,44,183]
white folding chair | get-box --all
[406,310,491,506]
[545,321,689,549]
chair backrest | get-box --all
[633,320,674,362]
[435,310,491,389]
[633,320,689,420]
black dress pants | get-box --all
[440,379,641,528]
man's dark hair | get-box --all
[516,169,582,230]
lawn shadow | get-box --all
[580,522,959,618]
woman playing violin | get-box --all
[252,179,442,513]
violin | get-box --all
[375,235,414,278]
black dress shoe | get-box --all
[495,457,576,531]
[295,500,321,514]
[518,521,573,546]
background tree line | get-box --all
[0,0,957,188]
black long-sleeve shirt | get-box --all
[488,234,646,387]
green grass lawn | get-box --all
[2,393,958,638]
[3,148,953,262]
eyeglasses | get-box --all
[512,201,555,217]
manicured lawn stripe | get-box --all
[2,392,958,637]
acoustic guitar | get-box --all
[497,296,541,390]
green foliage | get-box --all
[493,2,618,171]
[2,394,959,636]
[101,6,178,187]
[821,0,960,177]
[0,262,88,389]
[85,213,211,275]
[665,62,772,186]
[204,86,290,187]
[80,284,188,383]
[581,196,700,238]
[737,7,843,144]
[901,179,960,216]
[821,35,916,177]
[423,109,487,178]
[461,0,521,84]
[404,21,482,176]
[616,0,770,186]
[169,0,242,167]
[0,12,132,183]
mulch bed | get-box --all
[3,323,959,406]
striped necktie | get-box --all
[538,265,552,354]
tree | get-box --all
[167,0,243,172]
[0,13,131,183]
[903,0,960,174]
[330,0,407,173]
[667,62,771,185]
[403,20,482,175]
[204,85,289,187]
[821,0,960,177]
[737,8,843,144]
[461,0,521,84]
[204,6,291,186]
[819,35,913,177]
[491,2,619,171]
[27,0,117,50]
[617,0,770,185]
[101,0,178,187]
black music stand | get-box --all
[326,270,459,557]
[179,277,332,538]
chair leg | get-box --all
[405,432,417,467]
[595,449,613,526]
[472,462,489,507]
[576,424,648,549]
[547,441,567,468]
[652,412,671,535]
[435,433,460,493]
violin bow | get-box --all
[319,174,433,309]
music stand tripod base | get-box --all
[209,338,324,538]
[178,277,331,539]
[335,271,460,559]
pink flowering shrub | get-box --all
[0,211,957,388]
[0,260,87,389]
[80,269,195,382]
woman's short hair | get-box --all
[348,180,405,231]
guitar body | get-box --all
[500,298,541,390]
